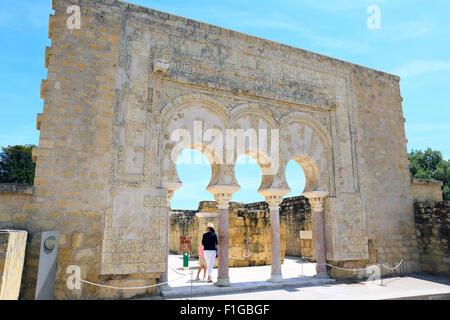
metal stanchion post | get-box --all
[190,271,193,300]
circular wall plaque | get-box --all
[44,236,57,250]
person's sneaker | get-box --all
[207,279,213,283]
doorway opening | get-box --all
[167,149,214,287]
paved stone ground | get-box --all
[177,274,450,300]
[158,254,332,298]
[154,254,450,300]
[167,254,317,284]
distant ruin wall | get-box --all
[280,197,313,258]
[169,197,312,267]
[412,179,443,202]
[414,201,450,275]
[0,184,34,228]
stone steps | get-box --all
[159,276,336,299]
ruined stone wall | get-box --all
[412,179,443,202]
[169,201,287,267]
[169,197,316,266]
[169,210,202,256]
[34,0,128,299]
[0,185,33,227]
[344,67,421,276]
[0,0,423,298]
[414,201,449,275]
[280,197,313,258]
[0,0,159,299]
[230,202,286,267]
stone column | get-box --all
[160,183,181,290]
[303,191,329,279]
[265,195,284,282]
[213,192,234,287]
[206,164,240,287]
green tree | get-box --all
[0,145,36,185]
[409,148,450,200]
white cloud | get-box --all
[393,60,450,78]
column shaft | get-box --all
[303,191,329,279]
[314,209,327,275]
[216,207,230,286]
[269,206,282,281]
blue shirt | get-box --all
[202,232,218,251]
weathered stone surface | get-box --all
[280,196,313,258]
[414,201,450,276]
[170,197,314,267]
[0,230,27,300]
[0,0,430,298]
[412,179,443,202]
[0,184,33,195]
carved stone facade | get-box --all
[0,0,431,299]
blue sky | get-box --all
[0,0,449,209]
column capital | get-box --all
[303,191,329,212]
[163,182,182,207]
[166,190,175,206]
[265,195,283,209]
[154,58,170,74]
[163,182,182,192]
[258,188,290,209]
[214,193,234,209]
[207,185,240,209]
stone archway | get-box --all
[278,112,334,279]
[158,95,237,287]
[159,97,335,285]
[19,0,419,300]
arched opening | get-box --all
[167,149,215,286]
[285,160,306,197]
[233,154,264,203]
[282,158,317,277]
[170,149,214,210]
[227,154,275,281]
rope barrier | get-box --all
[169,266,191,276]
[381,259,404,271]
[300,256,404,272]
[78,273,189,290]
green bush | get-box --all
[0,145,36,185]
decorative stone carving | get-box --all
[154,58,169,74]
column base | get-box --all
[314,272,329,279]
[268,274,283,282]
[214,279,231,287]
